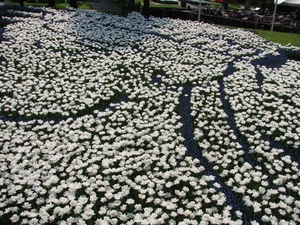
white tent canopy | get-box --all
[276,0,300,6]
[271,0,300,31]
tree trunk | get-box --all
[48,0,55,7]
[144,0,149,8]
[70,0,78,8]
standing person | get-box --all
[293,10,299,20]
[223,0,228,12]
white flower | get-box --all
[1,6,300,225]
[126,198,135,205]
[10,214,19,223]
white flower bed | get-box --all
[0,6,300,224]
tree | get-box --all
[261,0,267,9]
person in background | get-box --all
[223,0,228,12]
[247,12,256,21]
[282,14,291,25]
[292,10,299,21]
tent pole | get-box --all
[271,0,279,31]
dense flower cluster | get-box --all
[0,6,300,224]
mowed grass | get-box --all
[257,29,300,47]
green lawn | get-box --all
[29,2,93,10]
[149,3,181,9]
[210,2,242,10]
[257,29,300,47]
